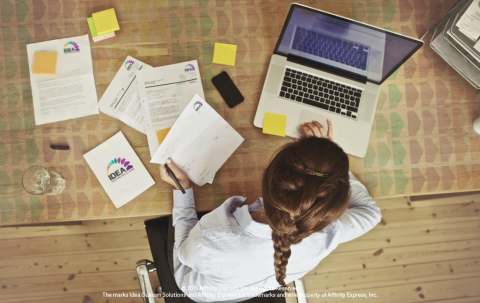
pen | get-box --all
[50,145,69,150]
[165,164,186,194]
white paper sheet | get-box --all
[136,60,205,157]
[84,131,155,208]
[456,0,480,41]
[151,95,244,186]
[98,56,151,134]
[27,34,99,125]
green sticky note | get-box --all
[263,113,287,137]
[212,43,237,66]
[87,17,114,40]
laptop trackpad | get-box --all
[297,110,343,137]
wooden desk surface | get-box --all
[0,0,478,225]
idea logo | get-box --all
[125,60,134,70]
[193,101,203,111]
[185,63,195,72]
[107,157,134,182]
[63,41,80,54]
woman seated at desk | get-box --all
[159,120,381,303]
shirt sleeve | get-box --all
[336,171,382,244]
[172,188,205,276]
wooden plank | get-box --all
[410,192,480,208]
[303,276,480,303]
[0,249,153,279]
[428,297,480,303]
[374,199,480,228]
[307,239,480,274]
[304,257,480,292]
[334,219,480,253]
[0,230,150,258]
[0,271,141,300]
[0,215,158,240]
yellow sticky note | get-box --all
[156,128,171,145]
[212,43,237,66]
[263,113,287,137]
[32,52,58,75]
[92,8,120,36]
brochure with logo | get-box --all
[135,60,205,158]
[98,56,152,134]
[84,131,155,208]
[151,95,244,187]
[26,34,99,125]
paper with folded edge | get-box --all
[150,95,244,186]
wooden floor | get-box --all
[0,193,479,303]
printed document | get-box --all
[27,34,99,125]
[151,95,244,186]
[136,60,204,157]
[84,131,155,208]
[98,56,151,134]
[457,0,480,41]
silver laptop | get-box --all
[254,4,423,158]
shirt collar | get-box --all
[230,197,272,239]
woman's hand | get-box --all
[299,119,333,141]
[159,158,191,190]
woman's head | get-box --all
[262,136,350,289]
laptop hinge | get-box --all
[287,54,367,84]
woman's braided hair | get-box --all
[262,137,350,290]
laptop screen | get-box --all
[275,5,423,84]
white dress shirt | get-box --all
[171,172,381,302]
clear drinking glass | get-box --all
[22,165,65,195]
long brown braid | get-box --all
[262,137,350,289]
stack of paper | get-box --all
[87,8,120,42]
[98,56,151,134]
[151,95,244,187]
[84,131,155,208]
[135,60,205,158]
[456,0,480,42]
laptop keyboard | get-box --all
[292,27,370,71]
[279,68,362,120]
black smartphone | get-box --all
[211,71,244,108]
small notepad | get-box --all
[263,112,287,137]
[92,8,120,36]
[87,17,115,40]
[212,43,237,66]
[32,52,58,75]
[84,131,155,208]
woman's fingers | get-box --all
[305,122,322,137]
[163,158,191,190]
[326,119,333,140]
[311,121,327,138]
[300,123,314,137]
[165,158,182,176]
[159,164,172,181]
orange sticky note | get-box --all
[32,52,58,75]
[156,128,171,145]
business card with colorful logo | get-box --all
[84,131,155,208]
